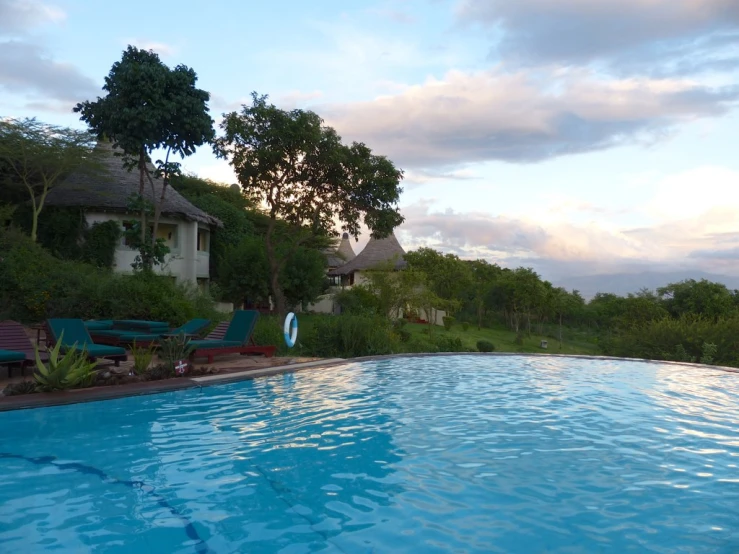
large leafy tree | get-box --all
[0,118,97,242]
[657,279,737,320]
[404,247,472,303]
[214,92,404,315]
[218,236,328,308]
[74,45,215,270]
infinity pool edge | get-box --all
[1,353,736,412]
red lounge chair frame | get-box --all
[0,320,49,377]
[189,321,277,364]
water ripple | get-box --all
[1,355,739,552]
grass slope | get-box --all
[405,322,600,356]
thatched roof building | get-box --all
[324,232,357,269]
[45,141,222,227]
[328,232,406,276]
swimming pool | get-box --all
[1,355,738,553]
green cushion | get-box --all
[92,330,157,339]
[0,349,26,363]
[65,343,126,357]
[85,320,114,331]
[48,318,93,347]
[114,320,169,331]
[187,339,243,350]
[171,318,210,336]
[222,310,259,344]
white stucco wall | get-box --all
[85,212,210,284]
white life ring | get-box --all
[283,312,298,348]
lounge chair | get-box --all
[84,320,114,332]
[113,320,170,332]
[89,318,211,347]
[0,320,49,377]
[188,310,277,363]
[46,319,128,366]
[0,349,26,378]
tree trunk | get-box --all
[265,217,287,316]
[30,205,38,242]
[138,149,148,269]
[559,313,563,349]
[150,147,171,256]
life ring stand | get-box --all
[283,312,298,348]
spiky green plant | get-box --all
[131,340,156,375]
[158,334,195,372]
[34,332,98,392]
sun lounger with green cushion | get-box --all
[88,318,211,346]
[113,320,170,332]
[47,319,127,366]
[0,348,26,378]
[188,310,276,363]
[0,320,50,377]
[84,320,115,331]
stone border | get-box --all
[0,359,345,412]
[1,353,736,412]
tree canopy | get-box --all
[0,118,97,241]
[74,45,215,270]
[214,92,404,314]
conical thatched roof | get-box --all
[337,232,356,262]
[328,232,406,275]
[45,141,222,227]
[323,232,357,268]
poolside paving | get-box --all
[0,324,344,408]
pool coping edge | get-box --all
[1,353,736,412]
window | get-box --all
[197,229,210,252]
[121,222,135,248]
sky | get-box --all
[1,0,739,285]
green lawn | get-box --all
[405,322,601,356]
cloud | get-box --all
[276,90,324,109]
[689,246,739,260]
[125,39,176,57]
[403,168,479,188]
[0,0,65,33]
[0,40,99,106]
[456,0,739,73]
[322,68,739,168]
[369,8,417,24]
[397,162,739,279]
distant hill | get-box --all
[556,271,739,299]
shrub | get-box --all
[0,228,220,324]
[131,341,156,375]
[143,364,174,381]
[701,342,718,365]
[252,315,290,355]
[396,328,412,343]
[81,220,120,269]
[393,318,408,329]
[301,315,398,358]
[442,316,455,331]
[477,340,495,352]
[601,315,739,367]
[334,286,380,316]
[461,322,470,332]
[431,334,465,352]
[158,335,194,373]
[2,380,38,396]
[403,335,439,354]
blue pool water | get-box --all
[1,355,738,553]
